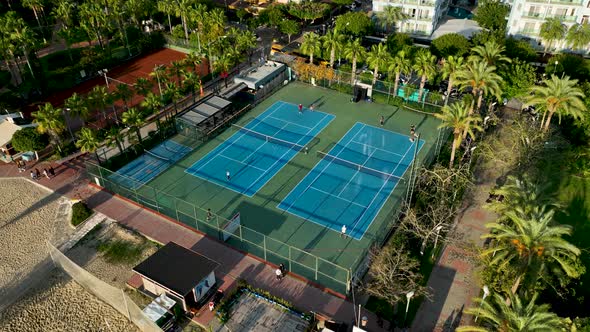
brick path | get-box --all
[411,171,499,331]
[0,157,390,332]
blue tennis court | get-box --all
[277,123,424,240]
[186,101,335,197]
[110,139,192,190]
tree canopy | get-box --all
[473,0,510,31]
[335,12,373,36]
[431,33,470,58]
[11,127,48,152]
[499,60,536,99]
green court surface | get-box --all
[103,82,442,293]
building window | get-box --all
[582,15,589,23]
[524,22,536,32]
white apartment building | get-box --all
[372,0,450,36]
[506,0,589,50]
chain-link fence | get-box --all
[47,242,162,332]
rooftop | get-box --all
[234,61,286,90]
[133,242,220,296]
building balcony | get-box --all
[415,16,433,21]
[525,0,583,5]
[517,28,540,35]
[522,12,544,19]
[550,14,578,21]
[521,13,578,21]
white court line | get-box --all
[309,186,368,209]
[236,122,290,165]
[279,123,365,214]
[242,112,332,194]
[350,140,404,158]
[218,154,268,172]
[267,116,314,130]
[349,139,417,235]
[336,144,376,197]
[187,102,285,174]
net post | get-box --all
[263,236,267,261]
[153,187,160,213]
[174,198,179,221]
[193,205,200,231]
[239,223,243,240]
[288,246,292,272]
[132,186,139,202]
[315,256,318,280]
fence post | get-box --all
[193,205,199,231]
[263,236,267,261]
[132,187,139,202]
[346,269,351,293]
[288,246,292,272]
[315,256,318,280]
[153,187,160,212]
[174,198,179,221]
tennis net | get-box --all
[232,124,308,153]
[162,142,183,154]
[316,151,405,182]
[145,149,172,163]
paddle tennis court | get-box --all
[278,123,424,240]
[185,101,334,196]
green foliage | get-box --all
[335,12,373,36]
[332,0,353,4]
[236,8,249,23]
[280,20,300,42]
[0,70,12,88]
[287,2,329,23]
[97,239,145,264]
[469,29,506,47]
[431,33,470,58]
[546,54,590,81]
[386,33,413,56]
[71,201,92,226]
[473,0,510,31]
[499,59,536,99]
[504,38,538,62]
[11,127,48,152]
[171,25,185,40]
[257,5,285,28]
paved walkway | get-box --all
[0,156,390,332]
[411,166,500,331]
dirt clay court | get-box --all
[94,82,443,293]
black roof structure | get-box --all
[133,242,219,296]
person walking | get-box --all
[275,267,283,280]
[43,168,50,179]
[410,124,416,142]
[34,168,41,180]
[279,263,286,274]
[207,208,212,221]
[309,103,314,111]
[48,166,55,177]
[340,225,347,238]
[298,104,303,114]
[380,115,384,126]
[226,170,231,181]
[30,170,36,181]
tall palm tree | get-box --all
[134,77,154,97]
[481,208,582,294]
[157,0,175,32]
[344,38,366,85]
[540,18,567,55]
[441,56,465,105]
[457,293,563,332]
[214,53,233,88]
[122,107,145,144]
[182,70,201,102]
[489,175,556,218]
[22,0,45,32]
[366,43,391,85]
[236,29,257,63]
[525,75,586,132]
[456,60,503,114]
[434,101,483,168]
[566,23,590,52]
[164,82,182,114]
[388,50,412,97]
[184,51,203,76]
[300,32,322,64]
[322,30,344,68]
[150,65,167,99]
[170,60,185,88]
[88,85,112,126]
[33,103,65,152]
[470,41,511,67]
[142,92,163,115]
[115,83,134,110]
[75,127,102,162]
[105,126,125,155]
[173,0,194,41]
[64,93,90,126]
[413,49,437,102]
[377,6,407,34]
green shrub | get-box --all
[11,127,48,152]
[431,33,470,58]
[71,201,92,226]
[97,239,145,264]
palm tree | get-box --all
[88,86,112,126]
[566,23,590,52]
[441,56,465,105]
[75,127,102,163]
[150,65,167,99]
[236,30,257,63]
[456,60,503,114]
[489,175,557,218]
[184,52,203,76]
[122,107,145,144]
[64,93,90,126]
[105,126,125,155]
[457,293,563,332]
[214,53,233,88]
[434,101,483,168]
[388,50,412,97]
[300,32,322,64]
[173,0,194,41]
[377,6,407,34]
[344,38,366,85]
[322,30,344,68]
[157,0,175,33]
[142,92,163,115]
[164,82,182,114]
[170,60,185,88]
[33,103,65,152]
[540,18,567,54]
[134,77,153,97]
[470,40,511,67]
[366,43,391,86]
[182,70,201,102]
[413,49,437,102]
[525,75,586,132]
[22,0,45,32]
[481,208,582,294]
[115,83,134,110]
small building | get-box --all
[133,242,220,312]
